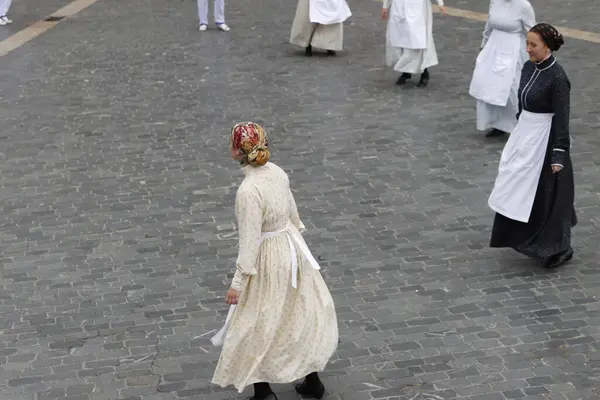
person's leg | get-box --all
[417,68,430,87]
[3,0,12,15]
[396,73,412,85]
[197,0,209,27]
[214,0,225,24]
[290,0,315,54]
[214,0,230,30]
[0,0,13,23]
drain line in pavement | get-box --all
[0,0,100,57]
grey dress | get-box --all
[476,0,535,133]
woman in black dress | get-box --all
[488,23,576,268]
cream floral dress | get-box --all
[212,162,338,393]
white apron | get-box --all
[211,224,321,347]
[309,0,351,25]
[488,110,554,223]
[469,30,523,107]
[388,0,427,50]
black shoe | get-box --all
[294,379,325,399]
[544,248,574,268]
[417,69,430,87]
[305,45,312,57]
[249,393,277,400]
[326,50,336,56]
[485,128,507,137]
[395,73,411,85]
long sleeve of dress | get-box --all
[231,188,262,292]
[480,2,493,48]
[288,189,306,232]
[520,2,536,33]
[550,75,571,168]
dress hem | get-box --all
[476,120,516,133]
[212,366,327,393]
[489,243,571,260]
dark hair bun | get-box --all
[552,33,564,51]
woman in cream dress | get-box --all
[212,122,338,400]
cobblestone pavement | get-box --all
[1,0,600,399]
[0,0,73,41]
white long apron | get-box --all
[469,30,523,107]
[309,0,351,24]
[210,224,321,347]
[488,110,554,223]
[388,0,427,50]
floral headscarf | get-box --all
[230,122,270,166]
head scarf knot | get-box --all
[530,23,565,52]
[230,122,270,166]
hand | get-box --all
[225,287,240,305]
[381,8,388,20]
[551,165,563,173]
[439,6,447,15]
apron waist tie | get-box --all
[261,223,321,289]
[210,223,321,347]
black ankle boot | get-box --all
[305,45,313,57]
[544,248,574,268]
[395,73,411,85]
[294,373,325,399]
[417,69,429,87]
[485,128,507,137]
[251,383,277,400]
[249,394,277,400]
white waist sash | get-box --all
[210,224,321,347]
[488,110,554,223]
[261,223,321,289]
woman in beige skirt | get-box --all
[212,122,339,400]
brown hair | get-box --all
[245,146,270,167]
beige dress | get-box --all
[290,0,344,51]
[212,162,339,393]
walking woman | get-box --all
[469,0,536,137]
[212,122,339,400]
[381,0,446,87]
[488,23,576,269]
[290,0,351,57]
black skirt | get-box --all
[490,147,577,259]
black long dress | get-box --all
[490,54,577,259]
